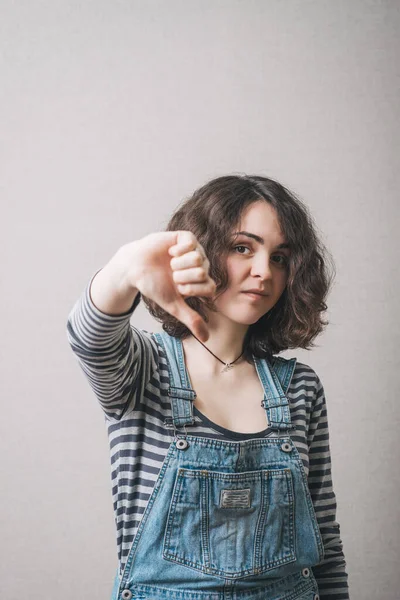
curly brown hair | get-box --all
[141,174,335,363]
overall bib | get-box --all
[111,332,324,600]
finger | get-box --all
[172,296,210,342]
[176,281,216,298]
[173,267,207,285]
[170,250,204,270]
[176,230,198,248]
[168,242,197,258]
[194,243,206,258]
[169,238,207,260]
[168,231,197,257]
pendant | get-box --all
[221,363,233,373]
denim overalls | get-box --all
[111,331,324,600]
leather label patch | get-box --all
[220,488,251,508]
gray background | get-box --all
[1,1,399,599]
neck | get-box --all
[183,310,249,374]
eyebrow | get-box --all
[232,231,290,250]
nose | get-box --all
[250,254,273,280]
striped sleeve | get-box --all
[66,269,159,421]
[308,373,350,599]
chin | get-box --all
[215,297,275,324]
[225,310,267,326]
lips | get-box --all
[242,290,267,296]
[242,291,267,300]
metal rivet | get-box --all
[302,567,310,578]
[121,590,132,600]
[176,438,189,450]
[281,442,292,452]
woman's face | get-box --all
[213,200,291,325]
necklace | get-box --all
[190,333,245,373]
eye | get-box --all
[233,245,251,255]
[233,245,289,267]
[272,254,289,267]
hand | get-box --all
[123,231,217,342]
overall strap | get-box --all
[255,354,297,432]
[153,332,196,427]
[270,356,297,395]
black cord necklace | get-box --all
[190,333,245,373]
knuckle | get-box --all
[184,231,197,247]
[196,267,206,280]
[171,255,185,269]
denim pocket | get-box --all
[163,467,296,578]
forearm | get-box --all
[89,245,140,316]
[66,245,151,419]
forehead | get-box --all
[236,201,285,241]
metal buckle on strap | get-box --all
[168,386,197,400]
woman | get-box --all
[66,174,349,600]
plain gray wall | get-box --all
[2,1,399,599]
